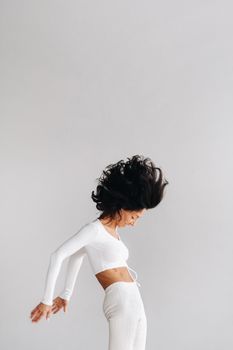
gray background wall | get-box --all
[1,1,233,349]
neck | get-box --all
[99,217,119,232]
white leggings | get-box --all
[102,281,147,350]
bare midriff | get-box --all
[95,266,134,290]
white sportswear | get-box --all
[41,218,141,305]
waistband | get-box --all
[103,266,141,293]
[127,266,141,288]
[104,280,139,293]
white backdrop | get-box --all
[1,1,233,349]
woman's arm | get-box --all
[41,222,97,305]
[58,247,86,301]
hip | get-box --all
[102,281,145,318]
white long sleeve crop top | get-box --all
[41,218,141,305]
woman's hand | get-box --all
[51,296,68,314]
[30,302,53,323]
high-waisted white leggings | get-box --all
[102,281,147,350]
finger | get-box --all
[30,307,37,316]
[34,311,44,322]
[30,307,39,317]
[34,314,43,323]
[31,310,41,321]
[32,304,41,312]
[30,311,36,318]
[33,314,41,323]
[31,311,42,323]
[34,310,47,323]
[52,304,58,311]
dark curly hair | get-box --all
[91,154,169,221]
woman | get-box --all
[30,154,169,350]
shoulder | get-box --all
[77,219,100,238]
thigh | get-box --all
[103,282,144,350]
[133,311,147,350]
[108,313,139,350]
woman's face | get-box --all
[117,208,147,227]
